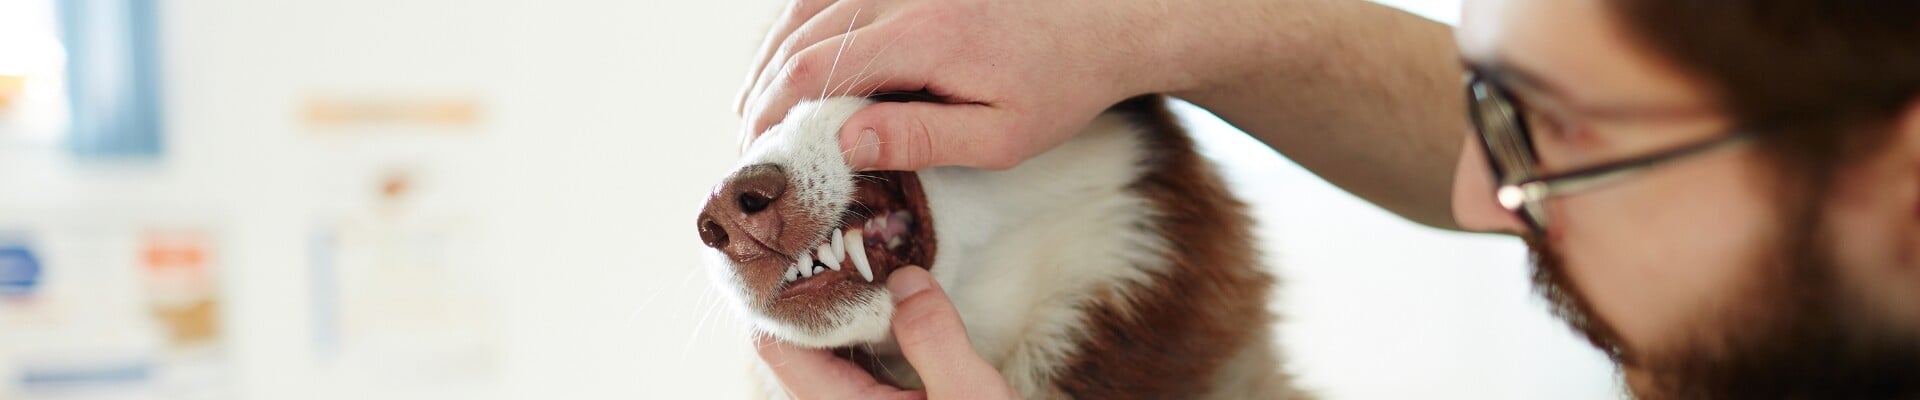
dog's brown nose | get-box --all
[698,164,790,258]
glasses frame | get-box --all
[1465,67,1764,235]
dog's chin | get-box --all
[753,290,895,348]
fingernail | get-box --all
[848,128,879,170]
[887,265,932,304]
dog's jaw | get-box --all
[709,97,907,348]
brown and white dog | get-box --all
[697,95,1304,399]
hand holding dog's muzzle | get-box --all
[755,266,1018,399]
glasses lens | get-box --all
[1469,80,1537,185]
[1466,74,1547,233]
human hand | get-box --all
[736,0,1223,171]
[754,266,1018,399]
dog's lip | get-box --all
[768,171,934,302]
[775,264,860,300]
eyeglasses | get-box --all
[1465,67,1764,235]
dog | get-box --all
[697,94,1303,399]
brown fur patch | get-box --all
[1054,96,1299,398]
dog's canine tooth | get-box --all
[784,265,799,282]
[798,251,815,278]
[847,228,872,282]
[827,229,846,271]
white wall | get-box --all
[0,0,1621,398]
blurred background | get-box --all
[0,0,1622,398]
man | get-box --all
[736,0,1920,398]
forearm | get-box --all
[1164,0,1468,229]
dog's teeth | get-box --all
[876,213,891,232]
[812,266,825,274]
[784,265,799,282]
[846,228,873,283]
[827,230,845,271]
[816,242,839,269]
[887,236,902,250]
[798,251,815,278]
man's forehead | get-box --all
[1455,0,1715,115]
[1456,0,1606,61]
[1455,0,1516,60]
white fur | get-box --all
[710,97,1170,398]
[916,113,1171,394]
[727,98,895,348]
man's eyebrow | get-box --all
[1474,59,1568,101]
[1471,59,1714,122]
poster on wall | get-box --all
[309,170,496,390]
[0,225,232,400]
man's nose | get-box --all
[697,164,791,258]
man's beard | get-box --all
[1526,210,1920,399]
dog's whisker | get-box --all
[837,15,925,98]
[839,140,888,160]
[829,57,885,99]
[629,266,705,323]
[864,342,898,379]
[819,8,863,99]
[845,199,878,217]
[818,14,918,100]
[682,290,726,361]
[830,69,877,99]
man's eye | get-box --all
[1525,112,1577,142]
[1528,111,1589,145]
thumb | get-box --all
[840,102,1029,171]
[886,266,1016,398]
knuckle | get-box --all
[905,116,936,169]
[783,55,821,84]
[772,37,804,67]
[786,0,827,22]
[800,0,834,11]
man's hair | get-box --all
[1609,0,1920,171]
[1610,1,1920,129]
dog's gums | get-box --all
[772,171,936,301]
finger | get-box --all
[737,0,840,115]
[837,101,1031,171]
[747,28,933,139]
[885,266,1016,399]
[754,334,896,399]
[748,0,878,110]
[741,1,883,147]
